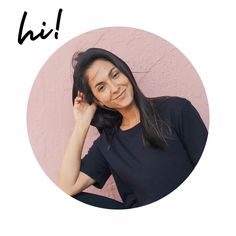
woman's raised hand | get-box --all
[73,92,97,125]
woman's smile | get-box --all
[114,89,126,100]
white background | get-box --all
[1,0,236,235]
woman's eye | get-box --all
[98,85,105,91]
[113,72,119,78]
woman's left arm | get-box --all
[177,100,208,167]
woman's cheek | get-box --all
[101,93,110,104]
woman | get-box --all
[58,48,208,209]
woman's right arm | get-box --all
[58,92,97,196]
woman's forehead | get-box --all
[86,59,115,85]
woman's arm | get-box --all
[178,99,208,166]
[58,121,95,195]
[58,92,97,195]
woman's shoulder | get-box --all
[93,129,113,147]
[151,96,191,112]
[150,96,194,130]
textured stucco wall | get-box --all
[27,27,209,202]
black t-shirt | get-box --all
[80,97,208,208]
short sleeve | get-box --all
[80,139,111,189]
[177,99,208,166]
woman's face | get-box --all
[86,59,134,110]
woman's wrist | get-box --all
[74,120,91,130]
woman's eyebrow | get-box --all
[108,66,116,78]
[94,66,116,88]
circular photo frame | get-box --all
[27,27,209,209]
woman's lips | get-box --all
[115,89,126,100]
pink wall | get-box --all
[27,27,209,202]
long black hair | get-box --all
[72,48,171,149]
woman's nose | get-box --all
[110,81,120,93]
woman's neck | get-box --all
[118,102,140,127]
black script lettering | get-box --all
[18,9,63,45]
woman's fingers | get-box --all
[74,92,85,105]
[74,96,80,104]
